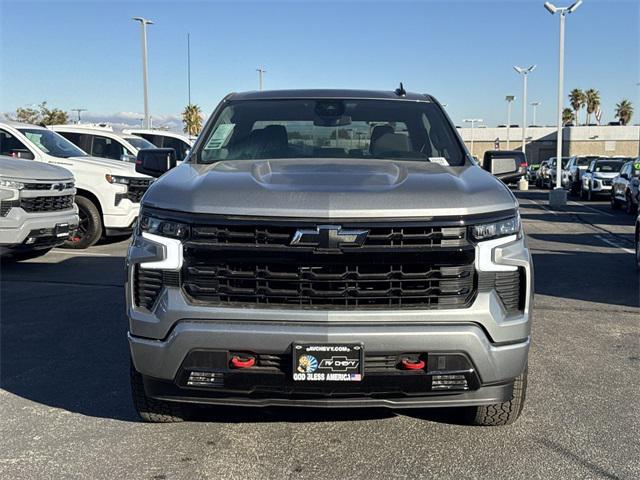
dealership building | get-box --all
[458,125,640,163]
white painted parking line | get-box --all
[526,198,559,215]
[51,249,114,257]
[568,200,615,217]
[594,235,635,254]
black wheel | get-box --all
[587,186,593,201]
[611,192,621,210]
[130,362,191,423]
[464,366,528,426]
[580,187,586,200]
[8,248,52,262]
[635,228,640,271]
[625,192,637,215]
[63,196,102,249]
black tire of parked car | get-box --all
[611,192,621,210]
[636,228,640,271]
[130,361,192,423]
[570,181,580,196]
[587,185,594,201]
[625,191,637,215]
[464,366,528,426]
[7,248,52,262]
[63,196,103,249]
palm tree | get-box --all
[182,104,203,136]
[615,99,634,126]
[562,108,575,126]
[568,88,586,125]
[584,89,600,125]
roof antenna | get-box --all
[395,82,406,97]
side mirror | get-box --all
[482,150,525,179]
[135,148,176,177]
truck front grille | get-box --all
[179,220,476,309]
[20,195,74,213]
[126,179,153,203]
[182,257,475,308]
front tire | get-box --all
[587,185,593,201]
[130,362,191,423]
[63,196,102,249]
[625,192,637,215]
[464,367,528,426]
[611,192,621,210]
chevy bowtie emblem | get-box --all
[53,183,66,191]
[291,225,369,249]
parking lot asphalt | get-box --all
[1,189,638,480]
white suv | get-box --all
[0,121,152,248]
[50,124,157,163]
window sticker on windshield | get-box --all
[429,157,449,166]
[205,124,234,149]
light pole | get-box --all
[133,17,153,128]
[531,101,541,126]
[256,67,266,91]
[505,95,515,149]
[544,0,582,207]
[463,118,483,157]
[71,108,86,124]
[514,65,536,154]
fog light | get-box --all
[25,237,36,245]
[431,374,468,391]
[187,371,223,387]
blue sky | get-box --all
[1,0,638,129]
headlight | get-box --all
[139,214,189,239]
[0,178,25,190]
[471,213,521,241]
[105,174,130,185]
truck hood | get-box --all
[593,172,620,179]
[0,156,73,181]
[143,159,517,218]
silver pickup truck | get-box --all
[127,89,533,426]
[0,155,78,260]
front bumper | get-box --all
[127,232,533,406]
[589,179,614,193]
[0,207,78,249]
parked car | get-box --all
[0,155,78,260]
[50,124,157,162]
[535,160,550,188]
[127,89,532,426]
[543,157,570,189]
[566,155,598,196]
[0,121,153,248]
[610,159,640,214]
[482,150,527,184]
[123,128,193,161]
[526,163,540,184]
[581,158,626,200]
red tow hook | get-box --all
[401,358,425,370]
[230,355,256,369]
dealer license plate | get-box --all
[292,343,363,382]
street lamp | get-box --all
[513,65,536,154]
[544,0,582,208]
[133,17,154,128]
[463,118,483,157]
[530,101,541,126]
[256,67,266,91]
[505,95,515,149]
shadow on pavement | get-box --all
[532,247,640,308]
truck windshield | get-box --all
[19,128,87,158]
[594,160,624,172]
[125,136,156,151]
[198,99,466,166]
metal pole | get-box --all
[470,120,475,155]
[531,102,540,126]
[133,18,153,129]
[187,33,191,106]
[506,101,512,149]
[256,67,266,91]
[555,12,565,190]
[522,75,528,153]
